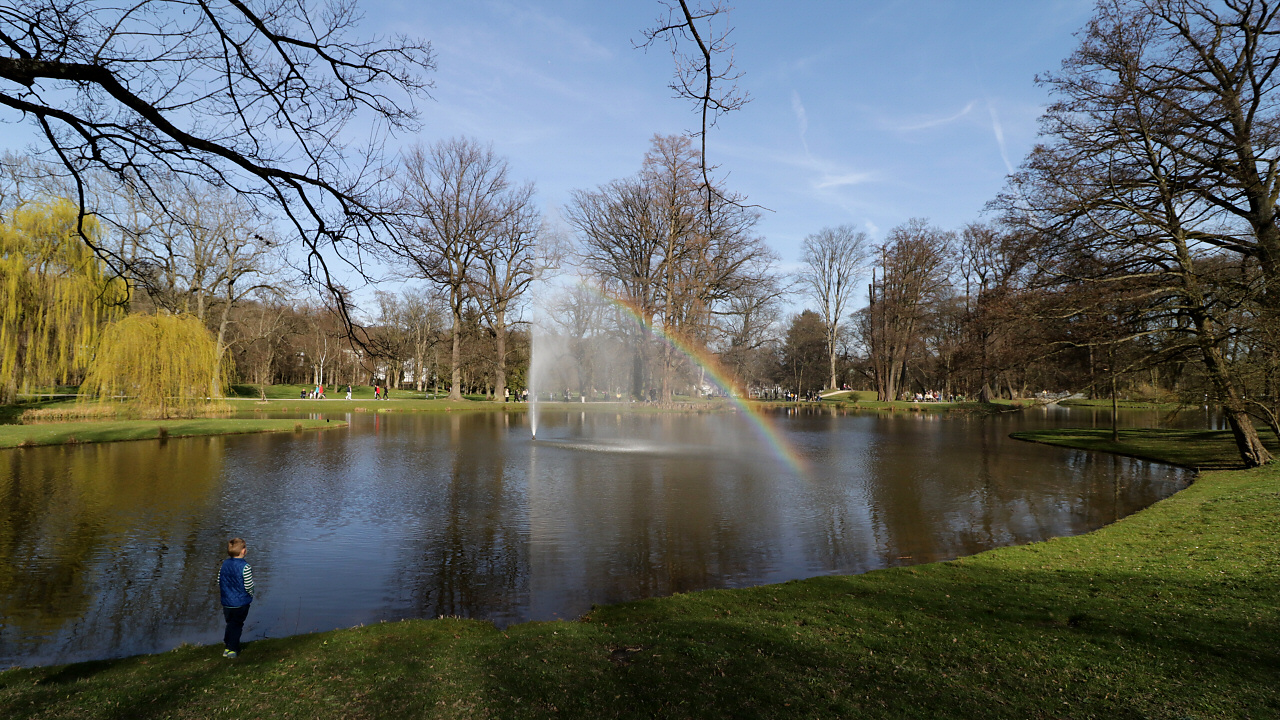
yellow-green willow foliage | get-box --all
[81,313,232,418]
[0,199,128,404]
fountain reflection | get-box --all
[0,406,1191,667]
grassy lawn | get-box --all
[226,395,733,416]
[2,432,1278,717]
[1058,398,1183,410]
[753,389,1032,413]
[227,383,437,400]
[0,418,344,449]
[228,397,557,415]
[1011,427,1280,471]
[809,396,1021,413]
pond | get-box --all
[0,404,1197,667]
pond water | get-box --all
[0,404,1198,667]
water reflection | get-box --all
[0,408,1191,667]
[1,439,223,661]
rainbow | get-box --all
[579,283,808,474]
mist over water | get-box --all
[0,406,1193,667]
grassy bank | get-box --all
[3,433,1278,717]
[1057,398,1181,410]
[229,397,743,415]
[226,383,438,401]
[0,418,345,449]
[812,397,1025,413]
[1011,427,1280,470]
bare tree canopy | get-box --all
[860,219,953,403]
[567,134,778,402]
[0,0,435,309]
[801,224,869,390]
[993,0,1277,466]
[1034,0,1280,302]
[640,1,747,202]
[391,136,534,402]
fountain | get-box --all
[522,281,808,471]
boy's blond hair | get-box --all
[227,537,246,557]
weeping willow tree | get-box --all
[81,313,231,418]
[0,199,128,404]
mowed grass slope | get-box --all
[1,430,1278,718]
[1012,427,1280,470]
[0,418,343,448]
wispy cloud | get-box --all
[485,1,613,61]
[815,172,873,189]
[895,100,978,131]
[864,220,880,236]
[988,102,1014,174]
[791,90,809,153]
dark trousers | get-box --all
[223,605,250,652]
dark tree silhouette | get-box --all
[0,0,435,324]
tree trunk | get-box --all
[1196,327,1271,466]
[980,383,995,404]
[449,302,463,402]
[1110,369,1119,443]
[493,308,507,403]
[211,299,232,397]
[827,324,838,391]
[663,344,676,404]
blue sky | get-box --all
[373,0,1096,271]
[0,1,1097,301]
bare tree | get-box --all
[801,225,869,391]
[470,185,545,403]
[400,288,447,393]
[640,1,748,201]
[567,175,663,400]
[861,219,953,402]
[567,134,778,402]
[1056,0,1280,307]
[0,0,434,322]
[235,294,295,400]
[957,222,1032,397]
[546,280,609,398]
[719,273,786,391]
[994,0,1274,467]
[392,137,526,401]
[138,180,282,394]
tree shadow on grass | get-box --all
[465,564,1280,720]
[3,566,1278,719]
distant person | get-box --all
[384,386,390,400]
[217,537,255,659]
[345,385,352,400]
[374,384,380,400]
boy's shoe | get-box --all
[222,649,238,658]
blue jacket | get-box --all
[218,557,255,607]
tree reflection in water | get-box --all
[0,407,1191,667]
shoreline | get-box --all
[1010,427,1280,471]
[1,428,1275,717]
[0,418,346,449]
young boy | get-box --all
[217,537,255,658]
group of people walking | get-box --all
[298,384,391,400]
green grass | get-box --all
[812,397,1023,413]
[2,432,1278,717]
[229,397,543,415]
[757,389,1031,413]
[227,396,737,416]
[0,418,345,449]
[1011,427,1280,470]
[1058,398,1182,410]
[227,383,436,400]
